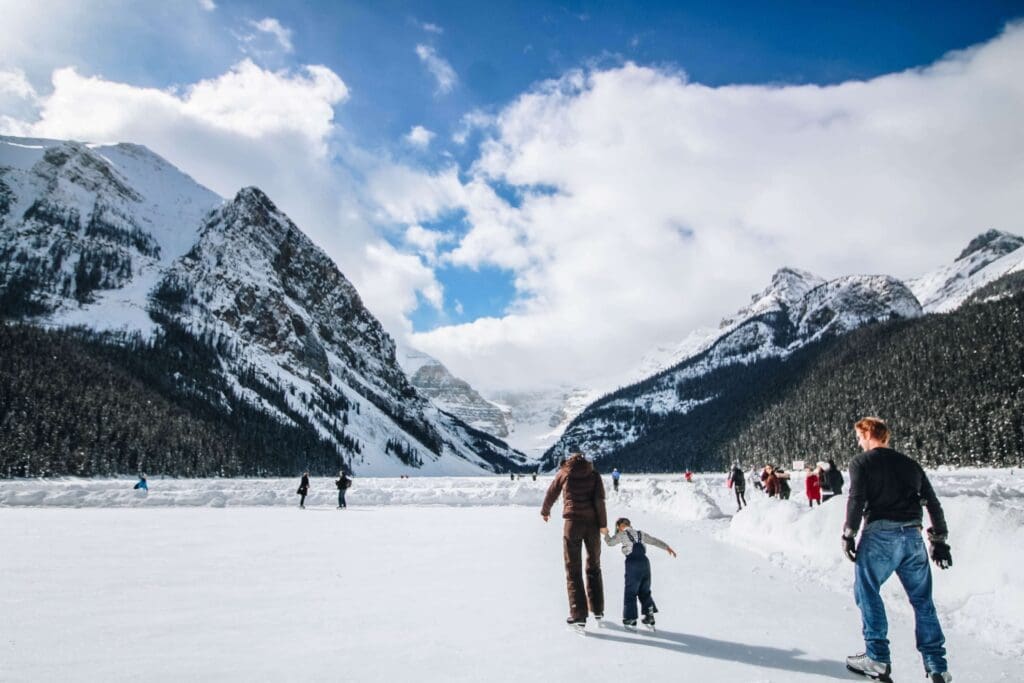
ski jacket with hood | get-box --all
[541,455,607,528]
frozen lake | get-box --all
[1,472,1021,681]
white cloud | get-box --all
[352,241,445,339]
[415,44,457,94]
[250,17,293,53]
[422,22,444,34]
[404,224,453,264]
[405,124,435,147]
[452,109,495,144]
[28,60,347,154]
[0,68,39,134]
[199,0,217,11]
[407,23,1024,392]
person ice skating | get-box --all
[684,470,693,483]
[611,468,620,492]
[805,465,822,507]
[297,472,310,508]
[604,518,676,628]
[133,474,148,491]
[842,417,953,683]
[532,472,537,481]
[751,466,763,491]
[335,471,351,509]
[540,451,607,628]
[728,463,746,510]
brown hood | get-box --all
[541,454,607,527]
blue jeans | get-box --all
[854,522,947,673]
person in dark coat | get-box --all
[728,464,747,510]
[828,458,845,496]
[541,452,607,626]
[335,471,351,509]
[777,467,792,500]
[297,472,310,509]
[842,417,952,683]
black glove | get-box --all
[842,533,857,562]
[926,527,952,569]
[930,541,952,569]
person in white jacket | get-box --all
[604,518,676,627]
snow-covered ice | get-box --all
[1,470,1020,681]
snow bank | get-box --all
[719,471,1024,657]
[0,474,725,520]
[0,477,550,508]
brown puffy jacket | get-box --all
[541,455,608,528]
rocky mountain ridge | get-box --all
[0,135,527,476]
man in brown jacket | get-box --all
[541,452,608,626]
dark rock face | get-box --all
[957,229,1024,263]
[0,143,155,312]
[410,361,510,437]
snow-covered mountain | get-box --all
[908,229,1024,312]
[0,137,221,330]
[400,348,511,438]
[486,386,602,457]
[0,135,527,476]
[546,267,922,466]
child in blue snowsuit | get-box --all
[604,517,676,627]
[133,475,148,491]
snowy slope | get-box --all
[908,229,1024,312]
[0,135,222,333]
[400,347,511,438]
[488,386,603,457]
[549,269,922,465]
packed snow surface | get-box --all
[1,469,1020,681]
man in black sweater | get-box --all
[842,417,953,683]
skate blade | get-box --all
[567,623,586,637]
[845,664,893,683]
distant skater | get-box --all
[335,470,352,509]
[133,474,148,492]
[728,463,746,510]
[541,451,607,628]
[297,471,310,509]
[604,517,676,628]
[842,417,953,683]
[611,468,620,492]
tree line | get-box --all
[0,323,353,478]
[587,290,1024,473]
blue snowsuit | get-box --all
[134,478,148,491]
[623,531,657,621]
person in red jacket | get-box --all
[805,464,822,507]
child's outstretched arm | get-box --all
[641,532,677,558]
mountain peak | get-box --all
[956,229,1023,262]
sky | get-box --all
[2,1,1023,393]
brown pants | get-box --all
[563,519,604,621]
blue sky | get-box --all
[2,1,1023,390]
